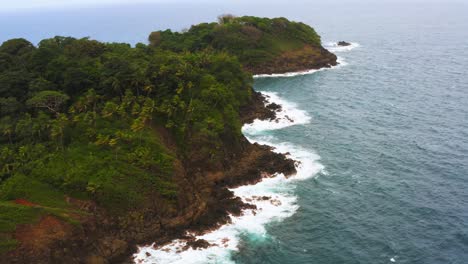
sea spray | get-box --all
[133,92,324,264]
[252,63,343,78]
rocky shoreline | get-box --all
[124,90,297,263]
[5,43,336,263]
[245,45,338,75]
[5,88,296,264]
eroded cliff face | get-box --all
[245,45,338,75]
[5,90,296,264]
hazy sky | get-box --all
[1,0,467,45]
[2,0,464,11]
[0,0,170,10]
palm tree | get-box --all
[0,117,14,145]
[50,114,68,150]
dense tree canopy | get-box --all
[0,35,252,252]
[0,16,327,254]
[148,15,322,69]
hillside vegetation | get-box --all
[149,15,337,74]
[0,15,328,262]
[0,36,251,254]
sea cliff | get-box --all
[4,91,296,264]
[0,16,336,263]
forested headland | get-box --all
[0,15,334,263]
[148,15,337,74]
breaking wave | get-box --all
[132,40,360,263]
[134,92,324,264]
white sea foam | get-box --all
[253,67,327,78]
[242,91,311,134]
[133,40,358,263]
[133,92,324,264]
[252,41,357,79]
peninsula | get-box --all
[0,15,336,263]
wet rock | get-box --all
[184,239,212,250]
[284,115,294,122]
[240,91,277,124]
[266,103,282,112]
[337,41,351,46]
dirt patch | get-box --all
[14,199,37,207]
[14,215,72,253]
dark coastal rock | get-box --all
[246,46,338,75]
[183,239,212,250]
[266,102,282,112]
[97,238,128,259]
[337,41,351,46]
[240,91,277,123]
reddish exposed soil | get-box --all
[14,216,72,254]
[13,199,37,207]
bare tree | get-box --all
[217,14,236,24]
[27,90,69,115]
[148,31,162,47]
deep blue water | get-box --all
[3,2,468,263]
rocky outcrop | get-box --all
[240,91,278,123]
[337,41,351,46]
[245,45,337,75]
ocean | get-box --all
[3,2,468,263]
